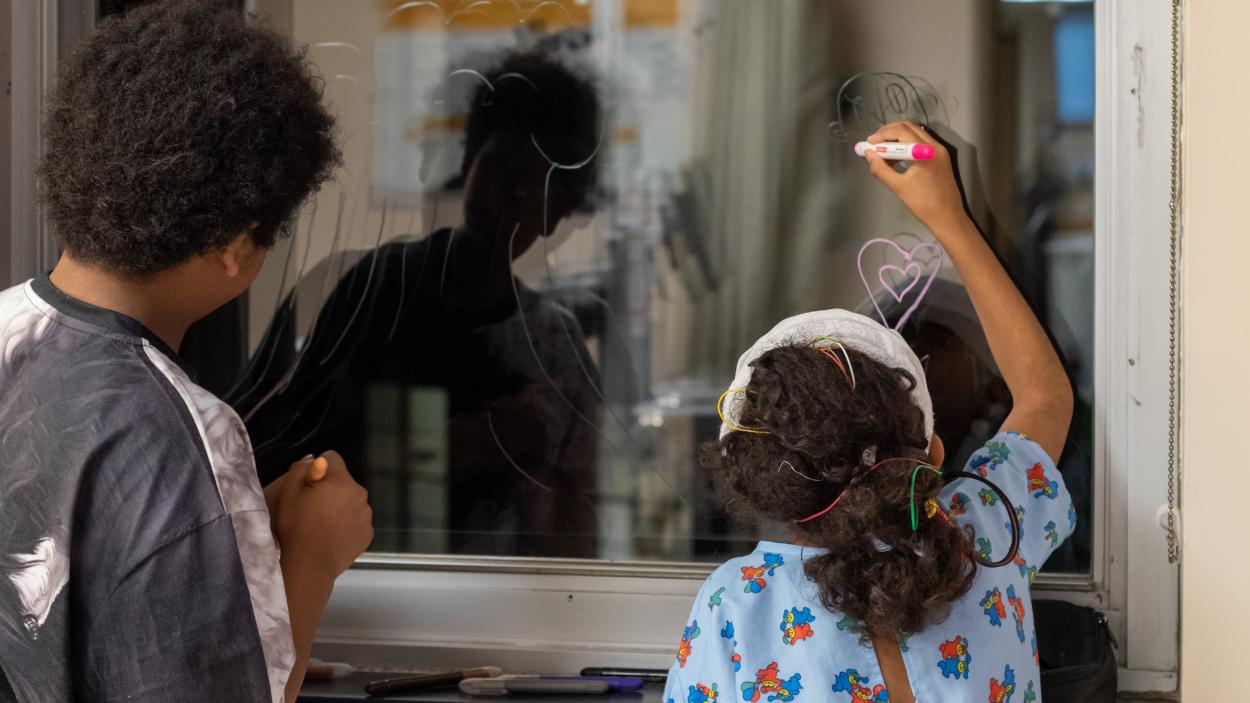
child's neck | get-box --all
[48,256,202,352]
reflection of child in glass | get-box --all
[0,3,369,701]
[240,50,603,557]
[869,276,1091,572]
[665,122,1076,703]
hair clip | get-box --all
[907,499,945,556]
[908,464,944,533]
[861,445,878,466]
[924,497,951,524]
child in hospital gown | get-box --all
[665,432,1073,703]
[666,119,1079,703]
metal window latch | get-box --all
[1096,612,1120,651]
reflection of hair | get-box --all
[461,51,601,210]
[859,280,1009,454]
[38,0,340,278]
[701,344,975,638]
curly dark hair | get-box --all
[38,0,340,278]
[701,343,976,639]
[460,49,601,214]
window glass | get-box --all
[230,0,1094,572]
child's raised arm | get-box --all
[861,121,1073,460]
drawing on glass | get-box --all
[828,72,951,143]
[220,0,1095,572]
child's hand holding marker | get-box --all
[264,450,374,695]
[858,120,1074,460]
[263,454,333,517]
[263,452,373,567]
[853,140,935,161]
[858,121,968,232]
[277,449,373,575]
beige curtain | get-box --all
[682,0,843,379]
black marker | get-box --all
[365,666,501,696]
[579,667,668,684]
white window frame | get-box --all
[9,0,1178,694]
[1088,0,1179,692]
[312,1,1179,694]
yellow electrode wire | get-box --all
[717,388,770,435]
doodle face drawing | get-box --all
[827,71,950,142]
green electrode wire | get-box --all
[909,464,944,532]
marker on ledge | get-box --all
[303,659,354,680]
[854,141,935,161]
[460,675,611,696]
[365,667,502,696]
[580,667,668,684]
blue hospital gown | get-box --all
[664,432,1075,703]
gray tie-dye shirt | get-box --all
[0,277,293,702]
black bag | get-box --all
[1034,599,1118,702]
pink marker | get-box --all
[854,141,935,161]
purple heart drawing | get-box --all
[879,263,924,302]
[857,237,943,330]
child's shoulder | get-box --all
[699,543,811,605]
[0,283,156,405]
[0,279,253,498]
[944,431,1075,576]
[0,281,54,352]
[964,431,1042,470]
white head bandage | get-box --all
[718,309,934,441]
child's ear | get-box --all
[928,434,946,468]
[219,222,261,278]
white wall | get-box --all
[1180,0,1250,697]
